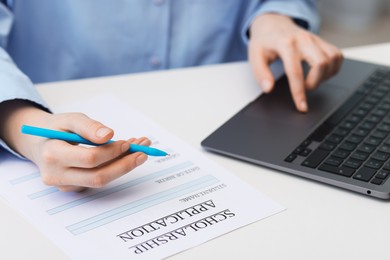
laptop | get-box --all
[201,58,390,199]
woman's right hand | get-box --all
[0,100,150,192]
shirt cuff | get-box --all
[0,50,50,158]
[241,0,320,45]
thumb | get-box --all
[61,113,114,144]
[248,45,275,93]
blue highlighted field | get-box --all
[9,172,40,185]
[66,174,218,235]
[28,187,59,199]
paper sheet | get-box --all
[0,95,284,259]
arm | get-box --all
[246,0,343,112]
[0,3,148,192]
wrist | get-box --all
[250,13,295,37]
[0,100,52,160]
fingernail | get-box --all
[261,79,272,93]
[121,142,130,153]
[96,127,111,138]
[136,154,148,166]
[300,101,308,112]
[140,139,150,146]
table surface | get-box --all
[1,43,390,260]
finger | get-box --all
[279,44,307,112]
[57,113,114,144]
[51,152,148,188]
[131,137,151,146]
[248,44,276,93]
[314,38,344,78]
[300,44,330,90]
[42,139,130,168]
[57,185,86,192]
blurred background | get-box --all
[318,0,390,48]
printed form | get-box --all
[0,96,284,259]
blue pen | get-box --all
[21,125,168,157]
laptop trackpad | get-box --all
[243,76,350,131]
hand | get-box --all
[0,100,150,192]
[248,13,343,112]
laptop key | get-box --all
[353,167,376,182]
[378,102,390,111]
[350,151,369,161]
[343,159,362,169]
[382,117,390,126]
[371,151,389,161]
[339,142,356,151]
[378,123,390,132]
[333,128,349,137]
[326,135,343,144]
[371,130,388,139]
[352,128,369,137]
[371,178,383,185]
[346,134,363,144]
[301,149,329,168]
[359,102,374,111]
[354,109,368,117]
[318,164,355,177]
[378,144,390,153]
[365,136,381,146]
[293,146,304,154]
[300,139,312,147]
[383,162,390,171]
[365,96,380,105]
[324,156,343,166]
[372,108,387,117]
[366,115,382,124]
[364,159,383,169]
[319,142,336,151]
[375,170,389,179]
[339,121,356,130]
[331,149,350,159]
[300,148,312,157]
[284,154,297,163]
[357,144,376,154]
[360,121,376,130]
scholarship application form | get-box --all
[0,95,284,259]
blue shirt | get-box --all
[0,0,318,152]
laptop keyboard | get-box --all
[285,68,390,185]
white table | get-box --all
[1,43,390,259]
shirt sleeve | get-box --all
[0,3,50,157]
[241,0,320,45]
